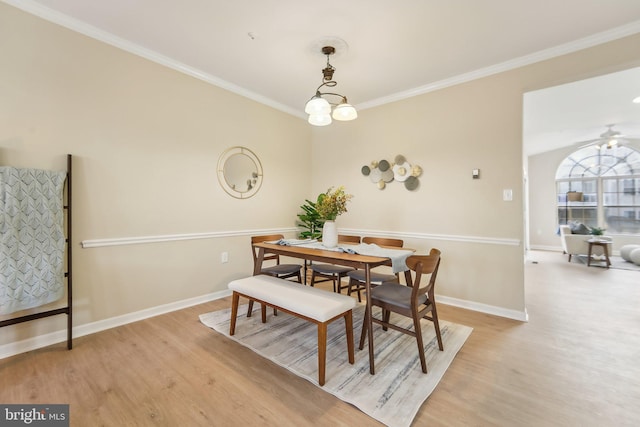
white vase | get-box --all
[322,220,338,248]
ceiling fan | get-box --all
[576,124,640,150]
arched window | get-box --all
[556,145,640,233]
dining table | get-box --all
[252,239,414,375]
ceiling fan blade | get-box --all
[573,124,640,149]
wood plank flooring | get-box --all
[1,250,639,426]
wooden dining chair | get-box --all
[359,249,443,373]
[346,236,404,302]
[248,234,303,316]
[251,234,303,282]
[309,235,361,293]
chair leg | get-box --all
[336,273,347,294]
[358,307,369,350]
[310,270,317,287]
[348,278,362,302]
[412,311,428,373]
[431,305,444,351]
[344,311,355,364]
[246,300,254,317]
[382,309,390,331]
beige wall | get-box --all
[3,1,640,351]
[310,33,640,315]
[0,3,311,346]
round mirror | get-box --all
[217,146,263,199]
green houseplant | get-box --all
[296,199,323,240]
[589,226,606,236]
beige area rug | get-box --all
[200,304,472,427]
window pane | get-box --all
[605,207,640,233]
[556,146,640,234]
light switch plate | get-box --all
[503,189,513,201]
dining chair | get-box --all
[346,236,404,302]
[359,249,443,374]
[248,234,303,316]
[309,235,361,293]
[251,234,303,282]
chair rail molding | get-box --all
[81,228,521,249]
[341,228,521,247]
[81,228,298,248]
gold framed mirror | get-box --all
[217,146,263,199]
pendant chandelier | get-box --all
[305,46,357,126]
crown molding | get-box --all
[6,0,637,119]
[1,0,305,119]
[357,20,640,110]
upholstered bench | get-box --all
[228,275,357,386]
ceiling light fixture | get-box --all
[633,96,640,104]
[305,46,357,126]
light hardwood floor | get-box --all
[1,250,639,426]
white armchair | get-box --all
[559,225,611,262]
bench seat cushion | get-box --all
[229,275,356,322]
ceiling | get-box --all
[6,0,640,153]
[524,67,640,156]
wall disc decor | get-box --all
[360,154,422,191]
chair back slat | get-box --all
[362,236,403,248]
[404,249,441,297]
[251,234,284,265]
[338,234,361,244]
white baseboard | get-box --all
[436,294,529,322]
[0,289,232,360]
[1,288,529,359]
[529,244,562,252]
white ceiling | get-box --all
[524,67,640,156]
[6,0,640,153]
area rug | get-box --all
[571,254,640,271]
[200,304,472,427]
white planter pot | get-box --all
[322,220,338,248]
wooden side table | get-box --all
[587,239,611,268]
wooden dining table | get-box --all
[252,241,410,375]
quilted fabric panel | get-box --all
[0,166,66,315]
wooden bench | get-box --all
[228,275,357,386]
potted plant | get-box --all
[296,199,323,240]
[590,226,606,236]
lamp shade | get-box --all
[332,102,358,121]
[308,113,332,126]
[305,96,331,115]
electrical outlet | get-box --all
[221,252,229,263]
